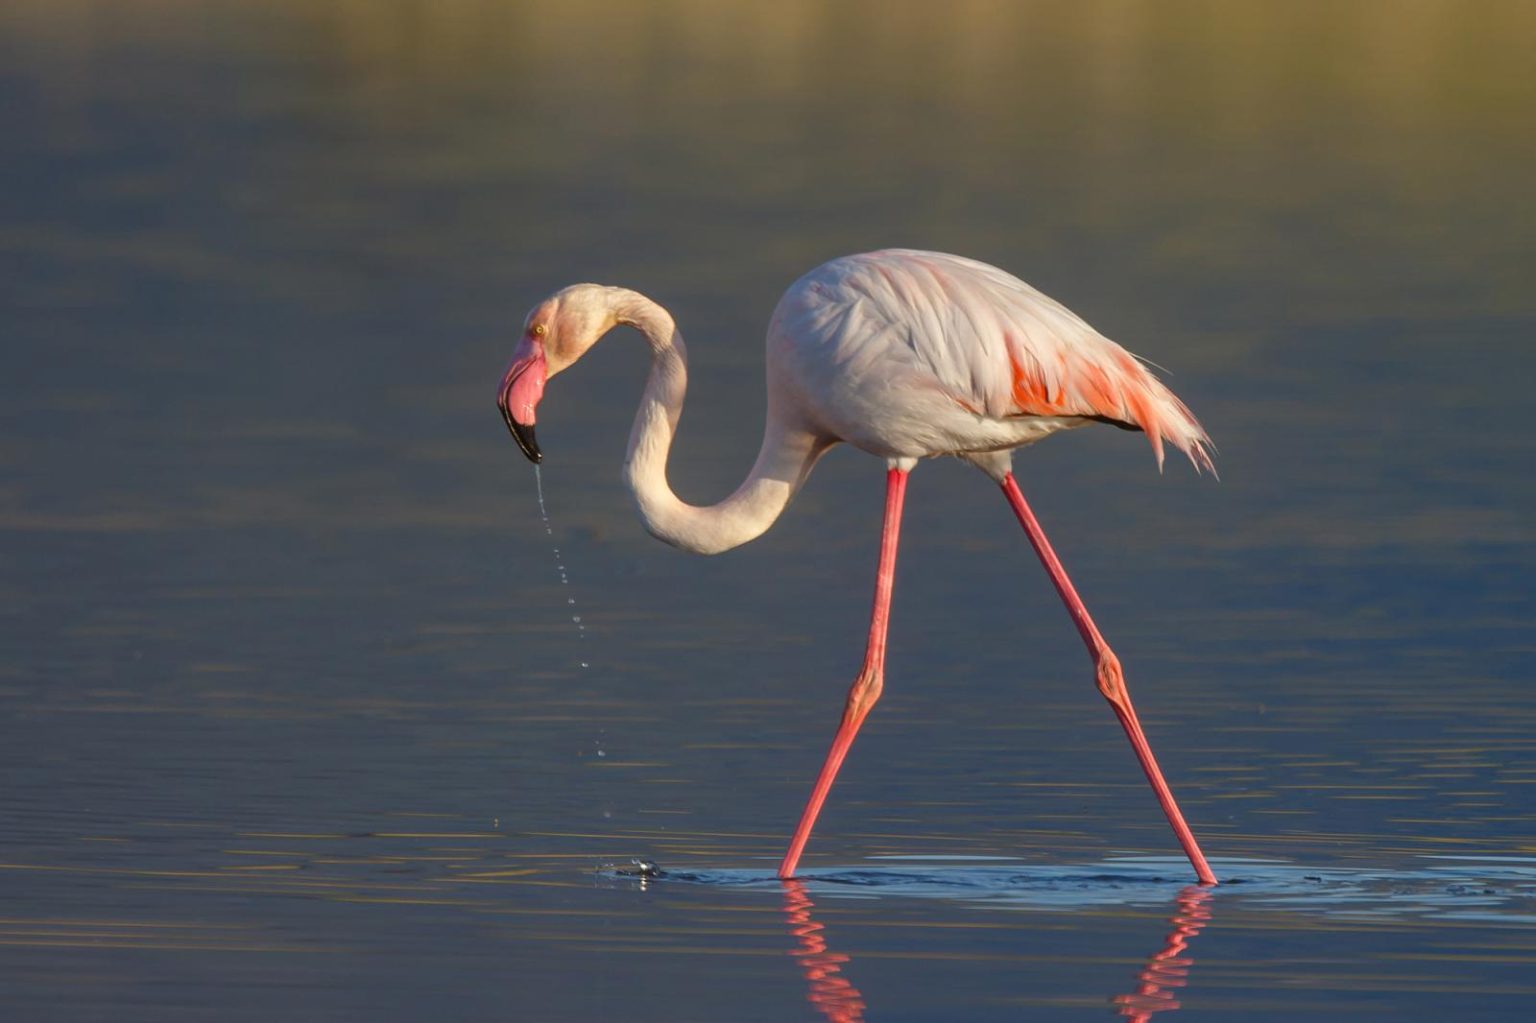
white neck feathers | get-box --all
[611,289,821,555]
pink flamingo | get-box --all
[497,249,1218,885]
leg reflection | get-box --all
[779,878,1212,1022]
[1112,885,1215,1021]
[781,880,868,1023]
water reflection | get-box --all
[778,878,1213,1022]
[782,880,867,1023]
[1112,886,1214,1021]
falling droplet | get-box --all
[534,465,589,671]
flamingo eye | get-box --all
[531,323,547,338]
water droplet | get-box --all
[534,465,590,672]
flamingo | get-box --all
[497,249,1218,885]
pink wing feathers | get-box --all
[811,250,1215,473]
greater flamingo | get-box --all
[497,249,1218,885]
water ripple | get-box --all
[608,854,1536,923]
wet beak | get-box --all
[496,341,547,464]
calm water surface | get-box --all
[2,2,1534,1020]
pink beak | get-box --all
[496,338,547,463]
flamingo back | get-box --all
[772,249,1215,473]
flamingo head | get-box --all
[497,284,619,463]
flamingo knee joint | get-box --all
[1095,651,1128,705]
[842,669,884,725]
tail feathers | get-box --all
[1116,362,1216,476]
[1143,386,1217,476]
[1007,346,1216,475]
[1092,351,1216,476]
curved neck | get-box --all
[613,290,822,555]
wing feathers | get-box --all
[844,250,1215,474]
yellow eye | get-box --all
[531,323,547,337]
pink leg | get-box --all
[779,468,908,880]
[1000,473,1217,886]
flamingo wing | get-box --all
[796,249,1215,473]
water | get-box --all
[2,1,1534,1020]
[630,855,1536,922]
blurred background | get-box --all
[2,2,1533,1021]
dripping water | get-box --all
[533,465,588,669]
[532,466,605,767]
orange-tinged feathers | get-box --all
[1005,342,1213,473]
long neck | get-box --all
[613,290,823,555]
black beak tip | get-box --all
[499,400,543,463]
[512,421,542,464]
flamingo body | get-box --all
[767,250,1212,471]
[497,249,1219,884]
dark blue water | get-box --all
[2,2,1534,1020]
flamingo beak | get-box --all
[502,404,541,463]
[496,340,547,464]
